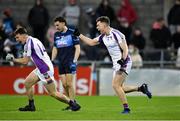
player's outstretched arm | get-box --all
[73,28,99,46]
[79,34,99,46]
[14,56,30,65]
[6,53,30,65]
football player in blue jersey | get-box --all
[51,16,81,111]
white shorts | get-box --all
[112,56,132,75]
[33,68,55,84]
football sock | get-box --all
[29,99,34,107]
[68,100,74,106]
[123,103,129,109]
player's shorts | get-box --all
[58,62,75,75]
[33,67,55,84]
[112,56,132,75]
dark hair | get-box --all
[14,27,27,35]
[54,16,67,25]
[96,16,110,25]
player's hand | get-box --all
[73,28,80,36]
[70,62,77,74]
[6,53,14,61]
[117,58,125,66]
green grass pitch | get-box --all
[0,95,180,120]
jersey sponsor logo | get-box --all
[56,40,68,47]
[55,35,73,48]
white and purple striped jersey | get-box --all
[23,36,53,74]
[96,28,132,74]
[96,28,126,63]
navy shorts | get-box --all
[58,62,73,75]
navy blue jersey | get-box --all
[54,28,80,64]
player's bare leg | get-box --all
[60,74,76,110]
[19,71,39,111]
[112,71,130,114]
[112,72,128,103]
[60,74,69,97]
[60,74,72,110]
[45,80,70,104]
[66,74,75,100]
[122,85,138,93]
[24,71,40,100]
[45,77,80,111]
[122,84,152,99]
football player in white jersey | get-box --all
[5,27,80,112]
[73,16,152,114]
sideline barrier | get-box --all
[99,68,180,96]
[0,66,96,95]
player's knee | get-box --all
[122,86,125,91]
[112,83,122,89]
[62,83,68,89]
[66,82,73,88]
[112,83,118,89]
[24,81,31,88]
